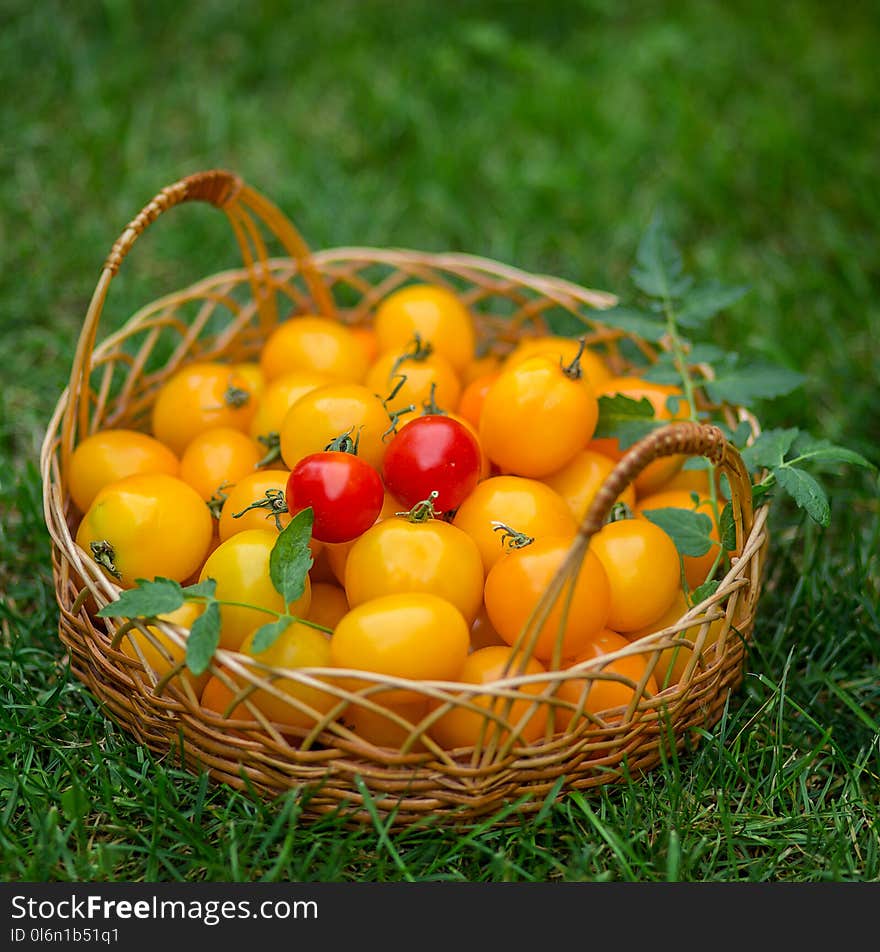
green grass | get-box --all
[1,0,879,882]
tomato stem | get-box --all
[491,522,534,550]
[206,481,233,520]
[90,540,121,580]
[560,336,588,380]
[391,334,434,379]
[325,426,361,455]
[397,491,440,523]
[606,501,634,523]
[420,381,447,417]
[255,432,281,467]
[232,488,288,531]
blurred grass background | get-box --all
[1,0,878,881]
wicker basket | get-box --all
[40,170,769,827]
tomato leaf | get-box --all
[269,507,314,608]
[689,579,720,605]
[700,355,805,406]
[96,577,184,618]
[181,578,218,599]
[631,212,692,299]
[186,601,221,676]
[594,393,659,449]
[740,428,800,471]
[789,434,876,471]
[592,306,667,342]
[775,466,831,527]
[250,617,291,654]
[641,507,716,558]
[676,281,749,328]
[719,502,737,551]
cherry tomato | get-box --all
[553,629,659,730]
[589,517,680,632]
[503,335,611,391]
[248,370,333,446]
[119,601,208,696]
[626,589,725,689]
[461,352,503,387]
[279,383,391,472]
[200,675,257,722]
[76,473,213,588]
[217,469,293,540]
[587,376,691,497]
[428,646,549,750]
[366,346,462,417]
[451,475,578,573]
[330,593,470,704]
[457,372,500,430]
[323,491,403,586]
[391,407,490,481]
[349,326,379,366]
[259,315,368,383]
[239,621,336,729]
[306,582,350,632]
[373,283,476,375]
[151,361,260,456]
[286,451,384,543]
[68,428,180,514]
[635,488,720,590]
[480,353,599,478]
[652,463,715,497]
[469,606,506,652]
[344,514,485,624]
[382,415,482,514]
[232,362,266,399]
[541,448,636,523]
[484,536,611,662]
[347,696,429,752]
[179,426,263,503]
[198,528,312,650]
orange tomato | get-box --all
[542,448,636,524]
[247,370,333,445]
[365,347,462,416]
[462,352,502,386]
[259,315,368,383]
[457,372,500,430]
[503,335,611,391]
[151,361,260,456]
[428,646,549,750]
[553,629,658,729]
[322,490,403,585]
[373,283,476,375]
[349,326,379,366]
[451,475,578,574]
[346,696,429,752]
[469,606,506,652]
[68,429,180,514]
[179,427,263,503]
[484,537,611,662]
[200,675,258,722]
[480,355,599,478]
[589,518,681,632]
[306,582,350,631]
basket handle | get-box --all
[580,421,755,553]
[60,169,337,476]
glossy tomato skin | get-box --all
[286,452,384,544]
[382,415,482,514]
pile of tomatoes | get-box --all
[70,282,723,751]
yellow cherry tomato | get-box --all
[247,370,333,445]
[373,283,476,375]
[120,601,208,696]
[480,354,599,478]
[76,473,213,588]
[216,469,292,540]
[330,593,470,704]
[347,696,429,752]
[279,383,391,471]
[652,463,715,497]
[179,427,263,503]
[461,352,503,387]
[553,629,658,729]
[349,326,379,366]
[429,646,549,750]
[259,315,368,383]
[451,475,578,574]
[344,516,485,625]
[239,622,336,729]
[587,376,691,496]
[198,529,311,651]
[589,517,681,632]
[626,589,726,689]
[306,582,350,631]
[68,428,180,514]
[322,491,402,586]
[151,361,260,456]
[200,675,257,722]
[484,536,611,662]
[541,448,636,523]
[503,335,611,391]
[365,347,462,417]
[232,361,266,399]
[635,488,720,590]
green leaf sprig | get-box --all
[97,506,326,676]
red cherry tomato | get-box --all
[382,415,482,514]
[286,452,384,543]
